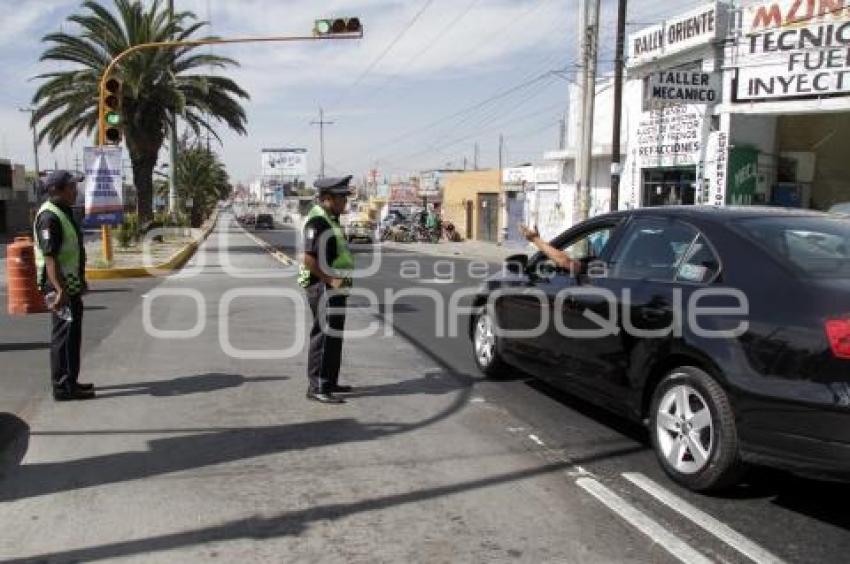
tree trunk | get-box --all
[131,150,157,224]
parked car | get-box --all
[470,206,850,491]
[255,213,274,230]
[346,220,375,243]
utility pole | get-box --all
[575,0,601,222]
[610,0,626,212]
[18,108,40,185]
[167,0,179,215]
[559,117,566,150]
[311,106,334,179]
[473,142,480,170]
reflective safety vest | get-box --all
[33,201,83,296]
[298,204,355,288]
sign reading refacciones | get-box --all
[736,0,850,100]
[645,70,721,106]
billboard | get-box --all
[628,3,727,67]
[83,146,123,227]
[735,0,850,101]
[261,148,308,177]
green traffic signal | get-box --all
[106,112,121,126]
[314,17,362,36]
[315,19,331,34]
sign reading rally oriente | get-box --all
[629,2,727,67]
[736,0,850,100]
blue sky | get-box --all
[0,0,712,185]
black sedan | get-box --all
[470,206,850,491]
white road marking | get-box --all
[622,473,786,564]
[528,434,545,447]
[470,397,486,403]
[576,478,713,564]
[417,278,455,284]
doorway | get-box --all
[477,193,499,242]
[642,167,696,206]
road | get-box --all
[253,223,850,564]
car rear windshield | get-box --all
[735,216,850,278]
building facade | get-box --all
[0,158,34,238]
[442,169,502,242]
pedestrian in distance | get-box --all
[297,176,357,404]
[33,170,95,401]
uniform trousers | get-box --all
[305,283,347,393]
[50,295,84,391]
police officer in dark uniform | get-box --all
[298,176,356,404]
[33,170,95,401]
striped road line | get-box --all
[576,477,714,564]
[623,473,786,564]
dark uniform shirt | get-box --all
[34,199,86,293]
[303,213,340,287]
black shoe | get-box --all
[329,384,353,393]
[54,387,96,401]
[75,382,94,391]
[306,391,345,404]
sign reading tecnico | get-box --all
[736,0,850,100]
[645,70,721,106]
[629,2,726,67]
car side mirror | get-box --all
[504,253,529,275]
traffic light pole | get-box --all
[95,29,362,265]
[167,0,178,216]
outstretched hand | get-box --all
[519,224,540,242]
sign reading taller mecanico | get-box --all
[629,2,728,67]
[736,0,850,100]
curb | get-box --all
[85,213,219,280]
[241,224,296,266]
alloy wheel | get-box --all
[474,314,496,368]
[655,383,714,475]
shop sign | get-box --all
[728,147,759,205]
[736,0,850,100]
[629,2,726,67]
[645,71,721,106]
[707,131,729,206]
[534,164,561,184]
[503,166,535,185]
[635,104,704,166]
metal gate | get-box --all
[477,193,498,242]
[505,193,526,244]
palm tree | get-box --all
[31,0,249,222]
[175,137,231,227]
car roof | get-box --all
[593,205,832,223]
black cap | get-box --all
[44,170,84,192]
[314,175,354,195]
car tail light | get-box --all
[825,319,850,359]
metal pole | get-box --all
[18,108,40,183]
[168,0,178,216]
[311,107,334,179]
[576,0,600,222]
[610,0,626,212]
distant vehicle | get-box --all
[828,202,850,215]
[240,214,256,226]
[255,213,274,230]
[471,206,850,491]
[346,220,375,243]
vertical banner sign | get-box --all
[736,1,850,100]
[83,146,123,227]
[708,132,729,206]
[728,147,760,205]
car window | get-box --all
[561,226,616,261]
[736,216,850,278]
[675,235,720,283]
[611,218,699,281]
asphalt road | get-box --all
[253,223,850,564]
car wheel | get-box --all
[472,310,508,378]
[650,366,745,492]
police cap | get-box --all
[314,175,354,196]
[44,170,84,193]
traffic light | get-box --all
[314,17,362,36]
[103,77,122,145]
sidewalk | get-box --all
[381,238,533,263]
[0,217,656,563]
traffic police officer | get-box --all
[33,170,95,401]
[298,175,356,404]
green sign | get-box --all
[728,146,759,205]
